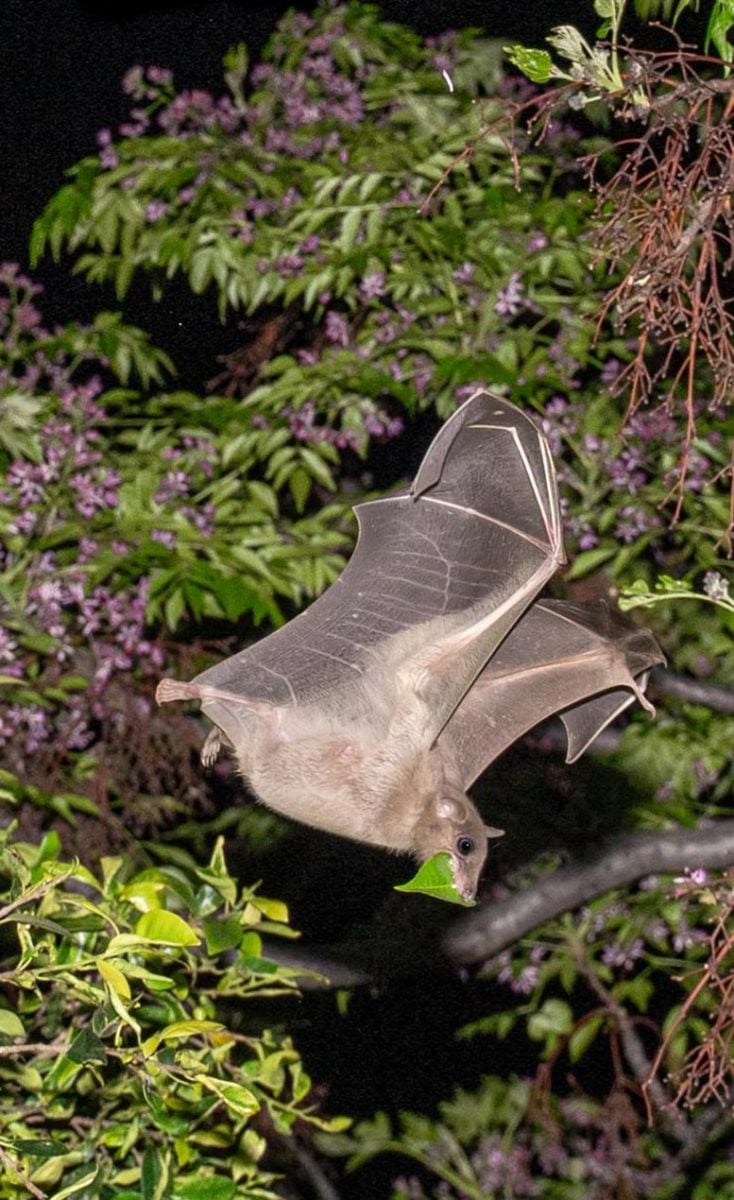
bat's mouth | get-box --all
[450,861,476,902]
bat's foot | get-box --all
[632,675,656,717]
[155,678,202,705]
[201,727,222,767]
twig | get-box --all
[0,1146,47,1200]
[444,821,734,963]
[282,1137,345,1200]
[0,1039,68,1058]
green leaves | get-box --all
[0,830,339,1200]
[394,853,477,907]
[504,44,554,83]
[135,909,201,946]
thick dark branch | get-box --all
[650,668,734,715]
[443,821,734,964]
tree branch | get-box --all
[650,668,734,715]
[443,820,734,964]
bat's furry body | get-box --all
[157,392,663,899]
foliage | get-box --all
[0,262,351,839]
[320,862,734,1197]
[505,0,734,523]
[0,828,347,1199]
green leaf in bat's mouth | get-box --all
[394,852,477,907]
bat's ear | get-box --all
[436,797,466,821]
[485,825,505,840]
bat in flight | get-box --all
[157,391,663,900]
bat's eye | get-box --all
[456,836,474,857]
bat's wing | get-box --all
[170,391,565,747]
[439,599,665,788]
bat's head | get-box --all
[416,794,497,902]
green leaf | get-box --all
[564,546,617,580]
[394,853,476,907]
[135,910,200,946]
[202,914,244,954]
[195,1075,260,1118]
[98,958,132,999]
[173,1177,236,1200]
[504,44,554,83]
[49,1169,99,1200]
[142,1147,169,1200]
[67,1028,108,1065]
[528,998,574,1041]
[13,1140,68,1158]
[568,1014,605,1062]
[143,1019,224,1057]
[339,208,362,254]
[0,1009,25,1038]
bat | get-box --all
[156,391,663,900]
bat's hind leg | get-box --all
[201,727,226,767]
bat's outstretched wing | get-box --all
[439,599,665,788]
[166,391,565,748]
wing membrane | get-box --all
[192,391,565,740]
[439,599,665,787]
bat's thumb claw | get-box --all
[156,678,199,705]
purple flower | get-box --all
[601,938,644,970]
[325,310,350,347]
[145,200,170,223]
[358,272,385,300]
[495,272,524,317]
[146,65,173,86]
[122,65,144,96]
[614,504,655,544]
[453,261,475,283]
[151,529,175,547]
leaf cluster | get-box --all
[0,829,347,1199]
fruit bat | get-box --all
[156,391,663,900]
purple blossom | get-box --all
[146,65,173,86]
[358,272,385,300]
[155,470,190,504]
[122,65,144,96]
[145,200,170,223]
[151,529,175,547]
[614,504,655,544]
[600,357,622,385]
[601,938,645,971]
[605,448,647,494]
[495,271,524,317]
[672,920,708,953]
[325,310,350,347]
[453,261,475,283]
